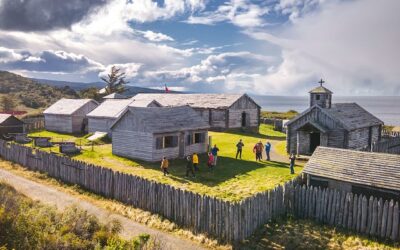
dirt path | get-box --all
[0,168,206,250]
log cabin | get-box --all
[304,146,400,201]
[131,93,261,132]
[0,114,24,138]
[111,106,210,162]
[43,99,98,134]
[87,98,161,134]
[286,81,384,155]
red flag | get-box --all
[165,84,170,93]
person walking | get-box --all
[185,155,195,177]
[265,141,271,161]
[192,153,199,172]
[289,153,296,174]
[207,152,214,169]
[160,157,169,176]
[253,141,264,161]
[211,144,219,166]
[236,139,244,159]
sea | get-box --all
[251,95,400,126]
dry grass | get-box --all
[239,218,400,250]
[0,160,231,250]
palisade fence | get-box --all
[0,140,398,243]
[372,138,400,155]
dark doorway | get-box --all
[241,112,247,127]
[309,132,320,154]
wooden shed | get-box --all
[43,99,98,134]
[132,93,261,131]
[111,106,210,162]
[87,98,161,134]
[304,147,400,201]
[286,83,383,155]
[0,114,24,137]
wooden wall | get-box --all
[0,140,399,243]
[88,117,116,134]
[112,130,155,161]
[229,95,260,129]
[44,114,73,133]
[287,108,345,154]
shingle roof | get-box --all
[304,147,400,192]
[103,93,127,99]
[286,103,383,130]
[87,99,134,118]
[309,86,333,94]
[132,93,259,109]
[129,98,161,107]
[43,99,98,115]
[324,103,383,130]
[114,106,210,133]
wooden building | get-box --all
[43,99,98,134]
[132,93,261,131]
[111,106,209,161]
[286,82,383,155]
[0,114,24,137]
[304,146,400,201]
[87,98,161,134]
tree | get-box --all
[1,95,17,111]
[79,87,103,102]
[100,66,128,95]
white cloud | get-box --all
[99,63,142,79]
[245,0,400,95]
[141,30,174,42]
[0,47,23,63]
[187,0,269,28]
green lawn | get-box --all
[27,126,301,201]
[240,218,399,250]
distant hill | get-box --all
[33,78,178,96]
[0,71,79,113]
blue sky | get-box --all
[0,0,399,95]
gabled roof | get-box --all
[103,93,127,99]
[304,147,400,192]
[129,98,162,107]
[286,103,383,131]
[325,103,383,130]
[309,85,333,94]
[132,93,260,109]
[112,106,210,133]
[87,99,134,118]
[0,114,23,124]
[43,99,98,115]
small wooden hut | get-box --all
[111,106,210,161]
[43,99,98,134]
[304,147,400,201]
[131,93,261,131]
[0,114,24,137]
[87,98,161,134]
[286,82,383,155]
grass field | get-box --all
[240,218,399,250]
[28,125,300,201]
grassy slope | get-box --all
[261,110,299,120]
[29,125,300,201]
[240,218,399,250]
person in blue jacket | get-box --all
[265,141,271,161]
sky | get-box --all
[0,0,399,95]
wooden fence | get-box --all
[382,130,400,138]
[0,140,398,243]
[372,138,400,154]
[22,117,45,133]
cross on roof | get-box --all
[318,78,325,86]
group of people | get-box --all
[160,144,220,177]
[235,139,272,162]
[161,141,296,176]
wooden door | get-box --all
[179,132,185,158]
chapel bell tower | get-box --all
[309,79,333,108]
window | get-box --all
[315,94,320,100]
[194,132,205,143]
[155,136,178,149]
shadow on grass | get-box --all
[221,129,286,141]
[136,154,290,187]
